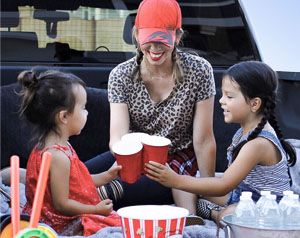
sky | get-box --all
[240,0,300,72]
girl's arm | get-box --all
[49,149,112,216]
[146,138,272,196]
[193,97,216,177]
[109,103,130,150]
[92,103,129,187]
[91,164,122,187]
[90,102,129,186]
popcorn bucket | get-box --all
[117,205,188,238]
[112,140,143,184]
[141,136,171,165]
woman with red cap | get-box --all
[86,0,216,217]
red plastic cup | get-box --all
[141,135,171,165]
[112,141,143,184]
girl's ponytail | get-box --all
[18,70,39,117]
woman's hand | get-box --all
[95,199,113,216]
[145,161,178,188]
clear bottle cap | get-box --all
[283,190,294,196]
[260,190,271,196]
[241,191,252,197]
[240,195,252,200]
[290,194,299,200]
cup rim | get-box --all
[112,140,143,155]
[121,132,150,142]
[141,135,171,147]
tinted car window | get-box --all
[180,1,257,65]
[1,0,256,66]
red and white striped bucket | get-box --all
[117,205,189,238]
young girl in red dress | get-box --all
[18,70,121,236]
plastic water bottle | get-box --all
[234,192,257,226]
[255,190,271,227]
[256,191,271,209]
[259,194,281,227]
[278,190,294,226]
[278,190,294,213]
[282,194,300,227]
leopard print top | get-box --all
[108,51,215,153]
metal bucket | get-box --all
[221,214,300,238]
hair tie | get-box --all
[24,71,39,89]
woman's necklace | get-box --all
[141,61,172,82]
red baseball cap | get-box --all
[135,0,182,47]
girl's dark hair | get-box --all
[18,70,86,149]
[224,61,296,166]
[131,27,184,83]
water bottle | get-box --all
[278,190,294,213]
[282,194,300,227]
[256,191,271,209]
[259,194,281,228]
[256,190,271,227]
[234,192,257,226]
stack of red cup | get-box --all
[112,133,171,183]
